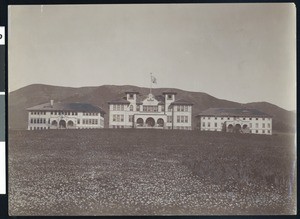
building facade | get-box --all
[108,91,193,130]
[27,100,105,130]
[196,108,272,135]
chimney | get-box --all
[50,100,54,107]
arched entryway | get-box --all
[67,120,74,128]
[146,117,155,127]
[157,118,164,127]
[234,124,242,133]
[59,120,66,129]
[136,118,144,127]
[227,124,234,132]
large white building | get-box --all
[27,100,105,130]
[108,91,193,129]
[196,108,272,135]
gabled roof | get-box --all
[170,99,193,106]
[197,108,271,118]
[27,102,106,114]
[107,98,130,104]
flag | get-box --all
[151,74,157,84]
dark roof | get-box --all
[170,99,193,105]
[27,102,106,114]
[197,108,271,118]
[107,98,130,104]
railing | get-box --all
[135,124,164,129]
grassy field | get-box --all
[8,129,296,215]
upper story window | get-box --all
[128,94,134,99]
[167,94,172,100]
[143,105,158,112]
[129,105,133,111]
[136,105,140,111]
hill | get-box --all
[8,84,296,132]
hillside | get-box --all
[8,84,296,132]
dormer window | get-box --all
[167,94,172,100]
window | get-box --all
[78,119,80,124]
[113,105,116,111]
[268,123,271,128]
[129,105,133,111]
[185,116,188,123]
[249,118,252,120]
[208,122,210,127]
[113,115,116,122]
[180,116,184,123]
[268,130,270,133]
[136,105,140,111]
[227,117,230,120]
[184,106,188,112]
[262,130,265,134]
[128,94,134,99]
[129,115,133,122]
[256,130,258,133]
[121,115,124,122]
[202,122,205,127]
[249,123,252,128]
[221,117,223,120]
[167,94,172,100]
[215,122,217,127]
[262,123,265,128]
[167,116,172,123]
[177,116,180,123]
[243,118,245,120]
[263,118,265,120]
[161,105,165,112]
[256,118,258,120]
[215,117,217,120]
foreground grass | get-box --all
[9,129,296,215]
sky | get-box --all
[8,3,296,110]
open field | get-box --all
[9,129,296,215]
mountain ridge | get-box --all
[8,84,296,132]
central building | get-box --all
[108,91,193,129]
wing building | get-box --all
[26,100,105,130]
[196,108,272,135]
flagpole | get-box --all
[150,73,152,94]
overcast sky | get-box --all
[8,3,296,110]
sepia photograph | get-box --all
[8,3,296,215]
